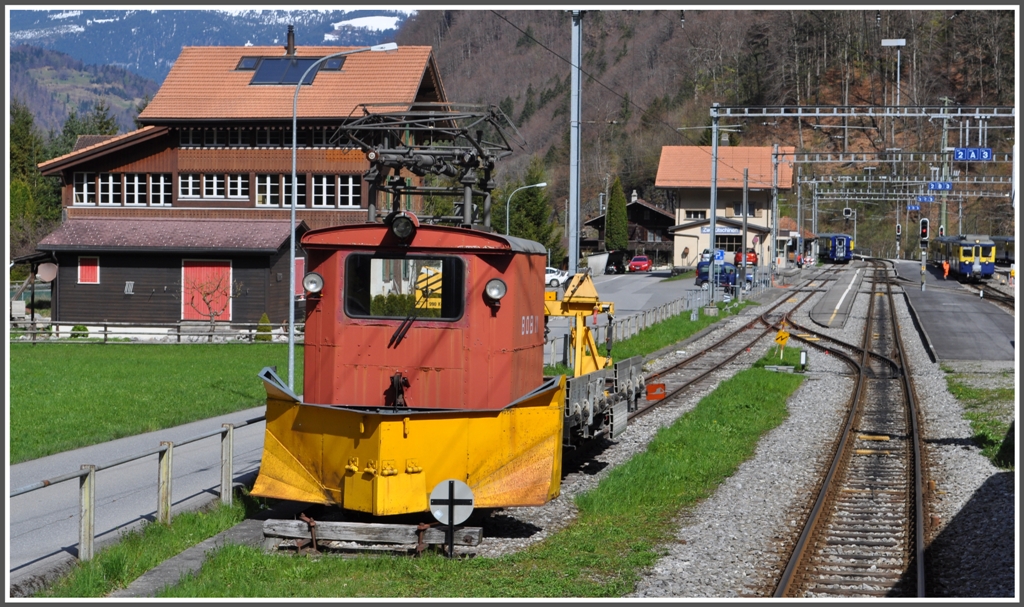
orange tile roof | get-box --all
[38,126,167,174]
[139,45,440,121]
[655,146,795,190]
[778,215,816,239]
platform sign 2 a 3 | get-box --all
[953,147,993,161]
[927,182,953,191]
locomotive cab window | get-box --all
[345,254,464,320]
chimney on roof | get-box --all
[631,190,638,203]
[286,25,295,56]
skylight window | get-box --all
[321,57,346,71]
[250,58,321,85]
[236,57,260,70]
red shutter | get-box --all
[78,257,99,284]
[182,260,232,321]
[295,257,305,296]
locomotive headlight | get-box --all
[302,272,324,294]
[387,211,419,241]
[484,278,507,301]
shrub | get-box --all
[255,313,272,342]
[70,324,88,339]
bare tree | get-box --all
[184,274,243,342]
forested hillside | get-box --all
[395,9,1015,250]
[10,45,159,134]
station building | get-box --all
[34,31,447,326]
[655,145,795,270]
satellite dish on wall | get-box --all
[36,263,58,283]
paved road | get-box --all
[8,406,267,596]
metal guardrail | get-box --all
[544,272,772,366]
[10,415,265,561]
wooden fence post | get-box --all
[158,442,173,525]
[79,464,96,561]
[220,424,234,506]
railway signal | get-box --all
[919,218,930,246]
[896,223,902,238]
[939,225,944,237]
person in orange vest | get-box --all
[942,259,949,280]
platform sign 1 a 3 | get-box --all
[907,204,920,211]
[927,182,953,191]
[917,195,935,203]
[953,147,993,161]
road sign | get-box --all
[927,182,953,191]
[907,204,920,211]
[953,147,993,161]
[430,479,474,525]
[714,249,725,261]
[917,196,934,203]
[774,329,790,347]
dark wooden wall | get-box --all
[51,250,289,325]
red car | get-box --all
[628,255,652,272]
[733,248,758,266]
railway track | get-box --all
[773,260,927,598]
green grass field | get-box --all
[8,343,302,464]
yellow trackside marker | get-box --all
[859,434,891,441]
[855,449,892,455]
[788,298,798,303]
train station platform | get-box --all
[807,264,865,329]
[895,259,1015,362]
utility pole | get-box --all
[709,103,720,302]
[796,165,802,263]
[568,10,583,274]
[771,144,779,273]
[740,168,748,304]
[940,96,952,237]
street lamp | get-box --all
[288,42,398,390]
[881,38,905,146]
[505,182,547,236]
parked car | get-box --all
[545,266,570,288]
[695,261,753,292]
[628,255,652,272]
[700,248,727,262]
[605,250,627,275]
[733,248,758,266]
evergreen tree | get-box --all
[504,156,564,265]
[133,94,151,129]
[605,176,629,252]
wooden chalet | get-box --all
[35,30,447,326]
[581,191,675,267]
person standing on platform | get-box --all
[942,259,949,280]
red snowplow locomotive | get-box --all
[251,105,643,517]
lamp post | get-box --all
[881,38,905,145]
[505,182,547,236]
[288,42,397,391]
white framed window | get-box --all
[124,174,148,205]
[203,129,225,147]
[204,174,225,198]
[179,128,201,147]
[179,173,201,198]
[256,175,279,206]
[732,202,757,217]
[73,172,96,205]
[255,128,281,147]
[227,128,249,147]
[78,256,100,284]
[312,175,336,207]
[151,174,173,205]
[227,174,249,199]
[686,210,707,220]
[339,175,361,207]
[284,175,306,207]
[98,173,122,205]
